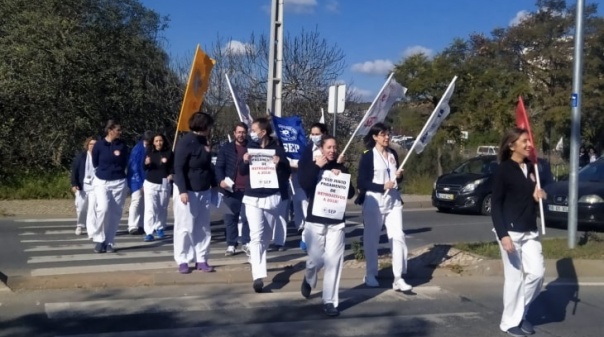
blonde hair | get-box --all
[83,137,95,150]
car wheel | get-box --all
[480,194,492,215]
[437,207,451,213]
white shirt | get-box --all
[366,147,402,212]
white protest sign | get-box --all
[312,170,351,220]
[248,148,278,189]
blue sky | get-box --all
[140,0,604,100]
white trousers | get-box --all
[172,186,212,265]
[272,199,289,246]
[91,178,127,244]
[246,203,279,280]
[74,188,95,229]
[362,204,407,278]
[304,221,345,307]
[143,180,169,235]
[497,230,544,331]
[128,188,144,230]
[291,185,308,230]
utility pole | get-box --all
[266,0,284,117]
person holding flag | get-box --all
[356,123,412,292]
[491,127,547,337]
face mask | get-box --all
[250,132,260,142]
[310,135,322,146]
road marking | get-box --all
[24,242,175,252]
[15,218,130,223]
[28,250,175,264]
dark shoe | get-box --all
[520,320,535,335]
[323,303,339,317]
[144,234,154,242]
[156,229,165,239]
[128,228,140,235]
[253,278,263,293]
[506,326,527,337]
[195,262,215,272]
[94,242,106,253]
[277,245,287,252]
[106,244,116,253]
[178,263,190,274]
[301,277,311,298]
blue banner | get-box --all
[271,115,307,160]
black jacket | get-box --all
[215,141,248,195]
[144,149,174,184]
[491,159,538,239]
[356,148,404,204]
[239,138,291,199]
[173,133,216,192]
[300,160,355,224]
[70,151,87,189]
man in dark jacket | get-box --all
[215,122,250,256]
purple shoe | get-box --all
[195,262,215,272]
[178,263,190,274]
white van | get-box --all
[476,146,498,156]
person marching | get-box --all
[299,135,355,317]
[91,120,129,253]
[142,133,173,242]
[215,122,251,256]
[491,127,546,337]
[126,131,153,235]
[240,117,291,292]
[357,123,412,292]
[172,112,217,274]
[70,137,97,236]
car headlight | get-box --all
[433,180,437,189]
[578,194,604,204]
[460,178,487,194]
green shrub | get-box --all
[0,171,71,199]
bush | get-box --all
[0,171,71,199]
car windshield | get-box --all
[452,157,497,175]
[578,162,604,182]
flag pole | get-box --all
[533,163,546,234]
[340,72,395,156]
[397,76,457,171]
[225,73,244,123]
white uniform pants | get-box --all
[128,188,144,231]
[172,186,212,265]
[75,188,95,229]
[291,186,308,231]
[246,204,279,280]
[143,180,169,235]
[272,199,289,246]
[362,204,407,278]
[304,221,345,307]
[91,178,127,244]
[496,230,544,331]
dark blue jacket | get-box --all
[127,141,146,192]
[300,160,355,224]
[70,151,87,189]
[297,142,315,172]
[173,132,216,193]
[215,140,248,195]
[239,138,291,199]
[92,138,129,181]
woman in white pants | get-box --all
[491,128,546,337]
[91,120,129,253]
[240,117,291,292]
[299,135,355,317]
[357,123,412,292]
[173,112,216,274]
[143,133,173,242]
[70,137,97,236]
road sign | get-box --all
[328,84,346,114]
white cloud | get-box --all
[509,10,530,26]
[351,59,394,75]
[402,45,434,59]
[222,40,253,55]
[326,0,339,12]
[285,0,317,14]
[350,86,373,101]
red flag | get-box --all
[515,96,538,163]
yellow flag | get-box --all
[176,44,215,131]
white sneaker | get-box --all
[393,278,412,292]
[75,226,84,235]
[241,244,250,257]
[363,275,379,287]
[225,246,236,256]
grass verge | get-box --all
[403,173,434,195]
[454,232,604,260]
[0,171,71,199]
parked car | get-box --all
[544,158,604,228]
[432,155,554,215]
[476,146,498,156]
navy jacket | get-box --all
[173,132,216,193]
[297,142,316,173]
[215,140,248,195]
[491,159,538,239]
[92,138,129,181]
[300,160,355,224]
[239,138,291,199]
[70,151,87,189]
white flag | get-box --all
[555,137,563,152]
[319,107,325,124]
[225,74,253,128]
[356,74,407,136]
[414,76,457,154]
